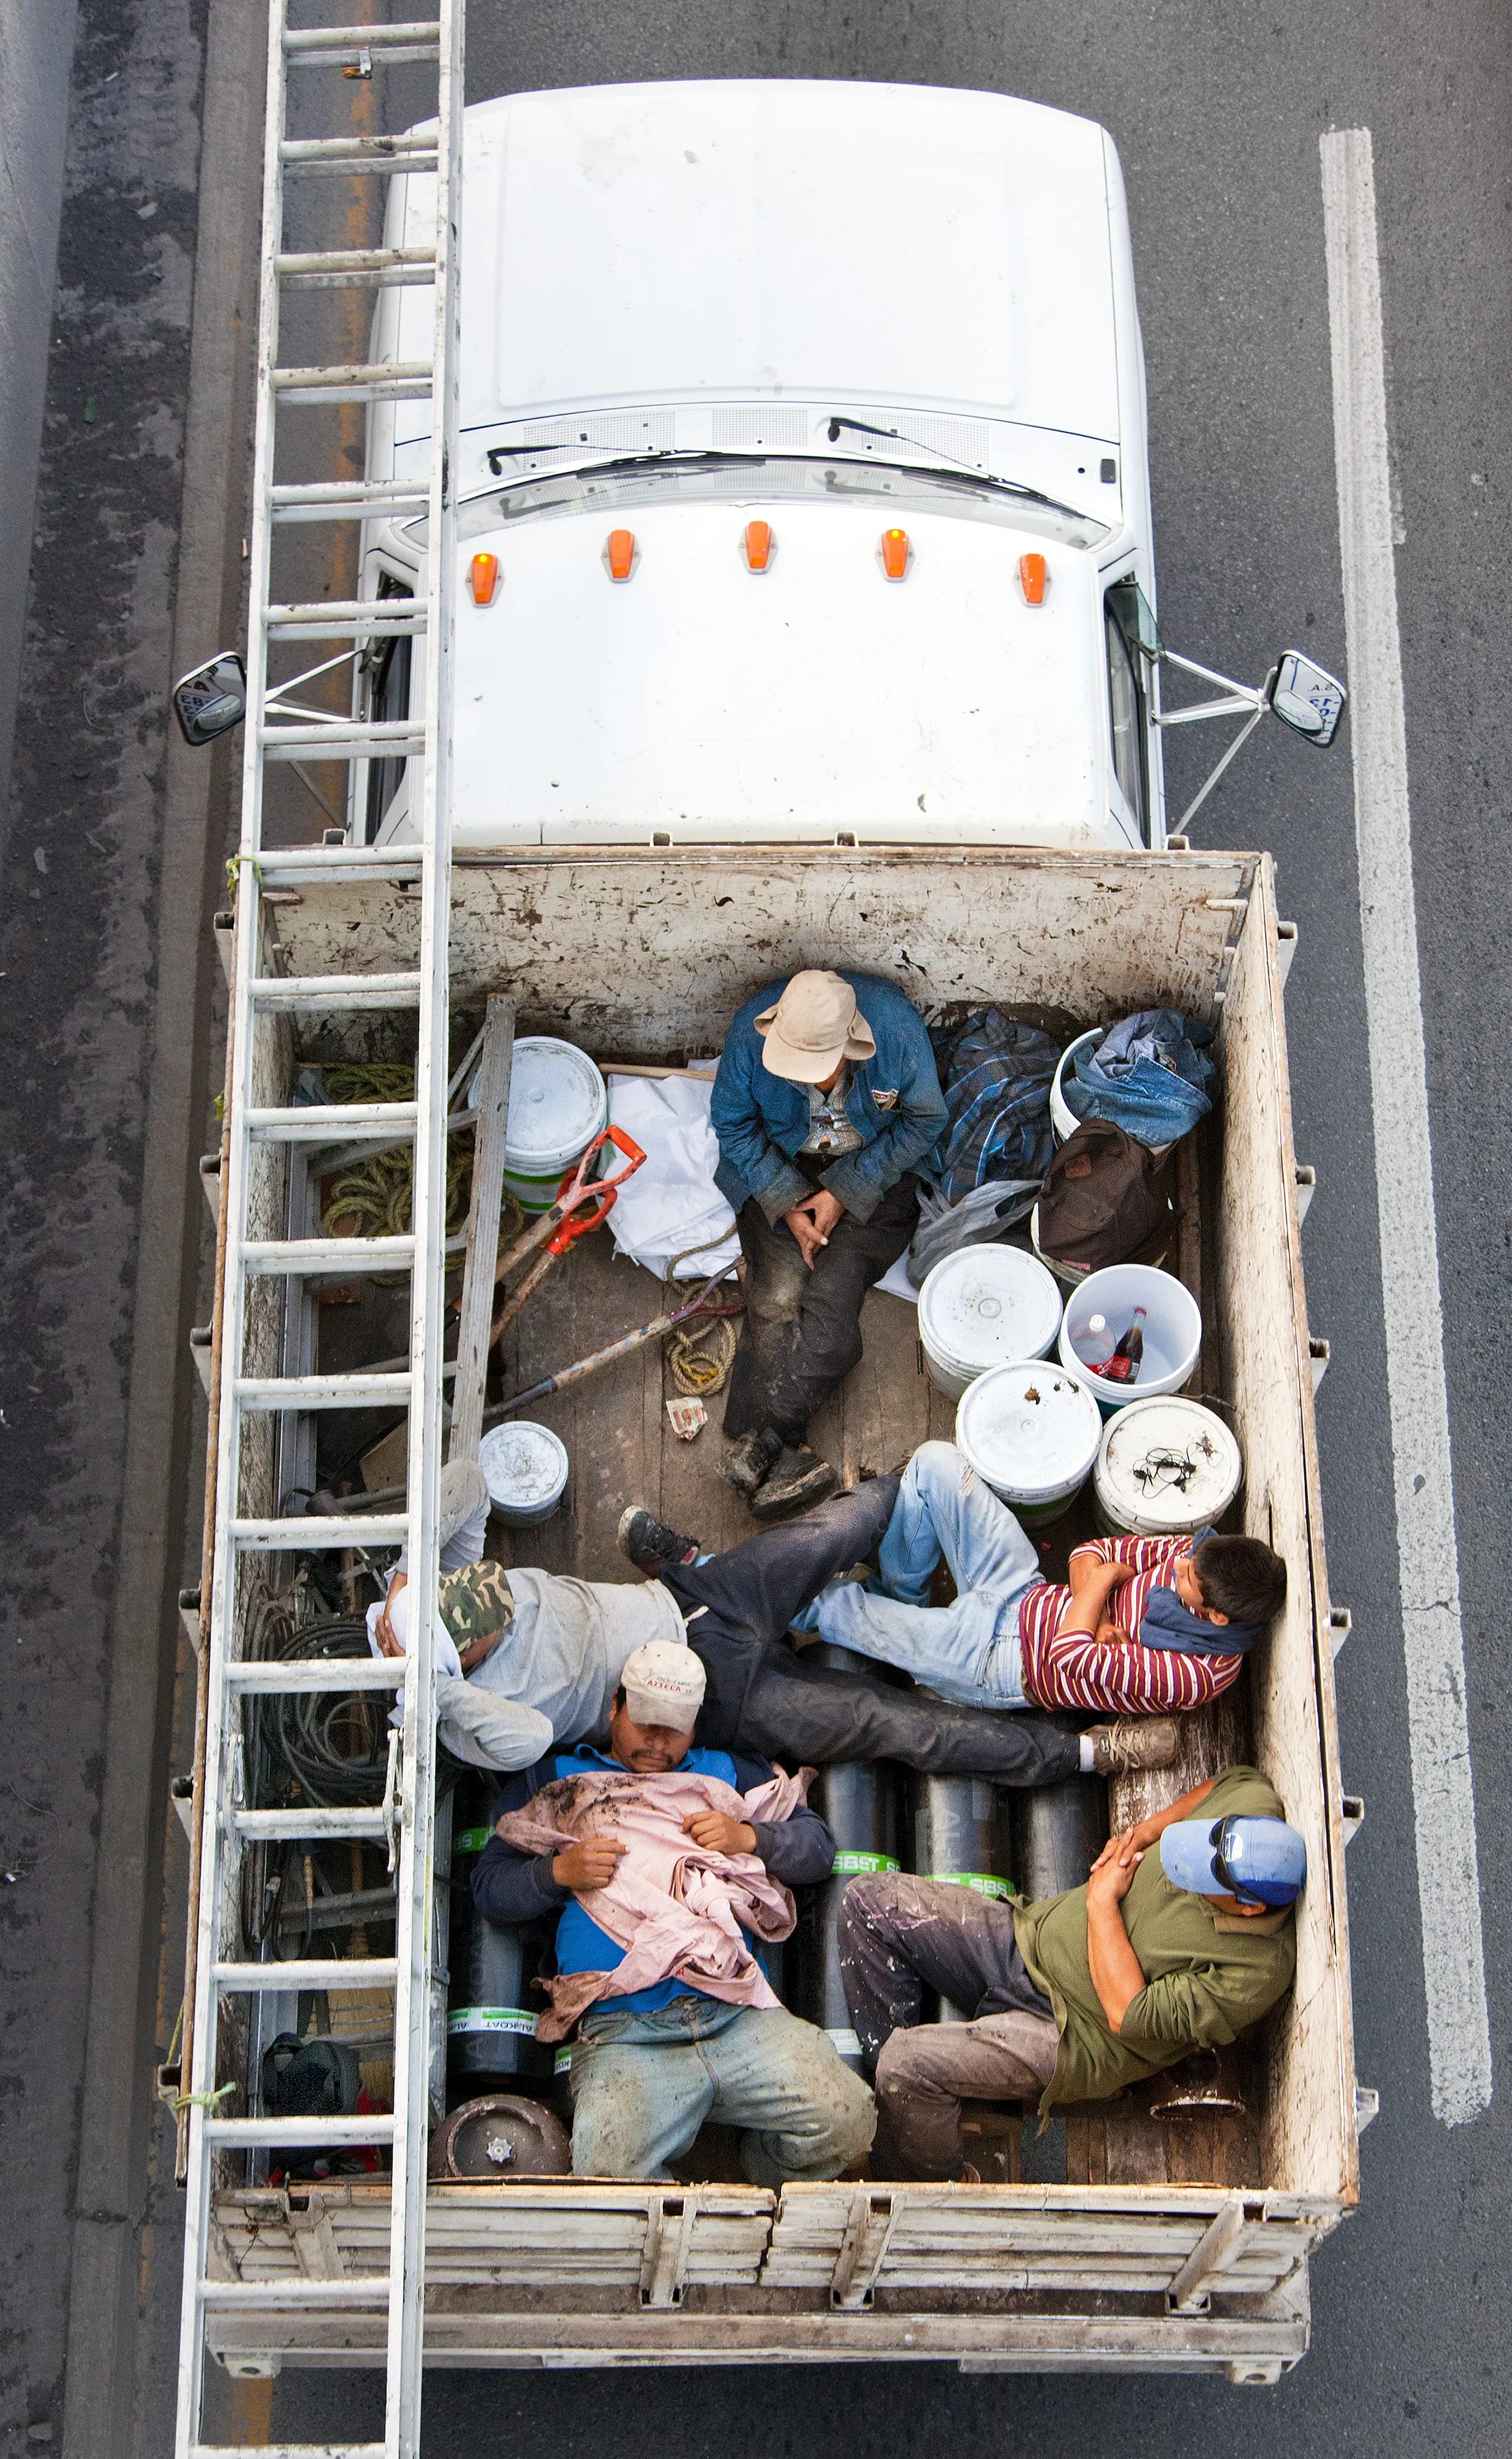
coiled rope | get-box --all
[663,1242,742,1395]
[316,1061,521,1260]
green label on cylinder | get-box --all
[447,2007,535,2037]
[453,1826,492,1857]
[554,2048,573,2077]
[830,1851,901,1877]
[934,1871,1017,1900]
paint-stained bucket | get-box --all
[478,1421,569,1526]
[473,1036,607,1214]
[955,1362,1103,1528]
[917,1245,1063,1400]
[1093,1395,1242,1537]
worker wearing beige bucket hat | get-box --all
[711,969,948,1516]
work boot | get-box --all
[720,1426,784,1501]
[748,1444,841,1520]
[617,1506,701,1576]
[1084,1716,1180,1778]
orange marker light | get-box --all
[606,528,635,582]
[469,551,499,606]
[742,519,773,572]
[1019,551,1047,604]
[880,527,910,580]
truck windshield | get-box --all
[406,452,1110,553]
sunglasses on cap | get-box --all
[1208,1815,1273,1908]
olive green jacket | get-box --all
[1012,1766,1297,2114]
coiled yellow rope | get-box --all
[316,1064,518,1254]
[663,1242,742,1395]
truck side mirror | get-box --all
[173,652,246,747]
[1269,652,1346,747]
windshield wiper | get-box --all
[823,415,1085,521]
[484,441,765,481]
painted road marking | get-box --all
[1321,126,1491,2127]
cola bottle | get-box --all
[1091,1305,1147,1384]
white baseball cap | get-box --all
[620,1641,706,1734]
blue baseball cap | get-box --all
[1159,1814,1307,1908]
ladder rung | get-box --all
[213,1959,398,1993]
[191,2447,389,2459]
[229,1517,411,1550]
[283,20,441,60]
[277,247,436,294]
[255,847,424,882]
[224,1662,403,1695]
[261,719,425,759]
[234,1373,413,1410]
[271,361,433,405]
[266,596,430,634]
[241,1234,416,1271]
[280,133,439,175]
[203,2115,398,2147]
[232,1807,390,1840]
[243,1101,419,1141]
[198,2279,392,2310]
[246,974,423,1012]
[270,485,431,526]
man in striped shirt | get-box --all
[801,1441,1286,1718]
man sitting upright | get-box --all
[837,1766,1304,2179]
[801,1440,1286,1718]
[472,1641,876,2184]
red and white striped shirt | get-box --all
[1017,1534,1244,1714]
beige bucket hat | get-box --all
[755,970,877,1083]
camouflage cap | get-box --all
[437,1560,514,1652]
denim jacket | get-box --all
[711,973,947,1226]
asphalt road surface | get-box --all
[2,5,1508,2456]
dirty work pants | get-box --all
[802,1440,1041,1708]
[659,1477,1082,1788]
[722,1171,919,1446]
[837,1873,1060,2179]
[569,1996,876,2184]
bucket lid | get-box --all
[918,1245,1062,1372]
[484,1037,606,1171]
[1095,1397,1242,1531]
[478,1420,569,1510]
[956,1364,1102,1500]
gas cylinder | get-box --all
[908,1773,1018,2020]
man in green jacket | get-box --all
[837,1766,1303,2179]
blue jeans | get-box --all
[569,1996,876,2184]
[806,1442,1043,1709]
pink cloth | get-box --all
[495,1765,814,2042]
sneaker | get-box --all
[748,1444,841,1520]
[1084,1716,1180,1778]
[720,1427,784,1500]
[616,1506,701,1576]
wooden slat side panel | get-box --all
[1212,870,1356,2203]
[272,848,1255,1048]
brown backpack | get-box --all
[1037,1119,1179,1276]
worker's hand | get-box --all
[551,1836,625,1892]
[681,1809,757,1857]
[373,1571,407,1657]
[457,1625,503,1675]
[1087,1837,1144,1903]
[784,1190,844,1267]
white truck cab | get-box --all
[357,82,1172,852]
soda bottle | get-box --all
[1090,1305,1147,1384]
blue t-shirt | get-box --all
[550,1742,766,2016]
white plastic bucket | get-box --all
[1058,1265,1202,1416]
[472,1037,607,1215]
[1093,1395,1242,1537]
[916,1246,1063,1401]
[477,1421,569,1526]
[955,1363,1103,1528]
[1050,1028,1104,1144]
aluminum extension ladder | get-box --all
[175,8,463,2457]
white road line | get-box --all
[1321,127,1491,2128]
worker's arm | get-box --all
[1058,1556,1136,1641]
[820,1020,948,1225]
[1084,1841,1149,2034]
[1090,1775,1219,1874]
[710,1027,811,1226]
